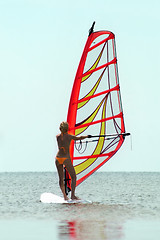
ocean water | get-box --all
[0,172,160,240]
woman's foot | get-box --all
[64,195,69,201]
[71,195,80,200]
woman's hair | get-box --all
[59,121,69,133]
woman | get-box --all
[55,121,88,200]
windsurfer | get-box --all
[55,121,88,200]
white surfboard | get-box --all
[40,192,92,204]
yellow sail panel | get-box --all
[74,99,107,174]
[78,71,104,109]
[75,98,104,136]
[81,47,104,83]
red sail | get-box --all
[65,29,126,192]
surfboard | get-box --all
[40,193,92,204]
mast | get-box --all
[64,167,71,195]
[89,21,95,36]
[64,23,95,195]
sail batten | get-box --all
[73,113,123,130]
[88,33,114,51]
[78,57,117,79]
[72,84,120,105]
[73,152,116,160]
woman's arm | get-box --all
[71,135,89,141]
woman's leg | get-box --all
[64,159,80,200]
[55,160,69,200]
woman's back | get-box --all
[56,133,73,158]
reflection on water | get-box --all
[0,218,159,240]
[58,219,124,240]
[57,219,160,240]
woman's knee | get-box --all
[71,172,76,181]
[59,179,64,187]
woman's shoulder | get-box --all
[67,134,76,140]
[56,133,75,140]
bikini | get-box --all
[56,156,67,164]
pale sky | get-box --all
[1,0,160,172]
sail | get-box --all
[65,25,127,193]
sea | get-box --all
[0,172,160,240]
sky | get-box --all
[0,0,160,172]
